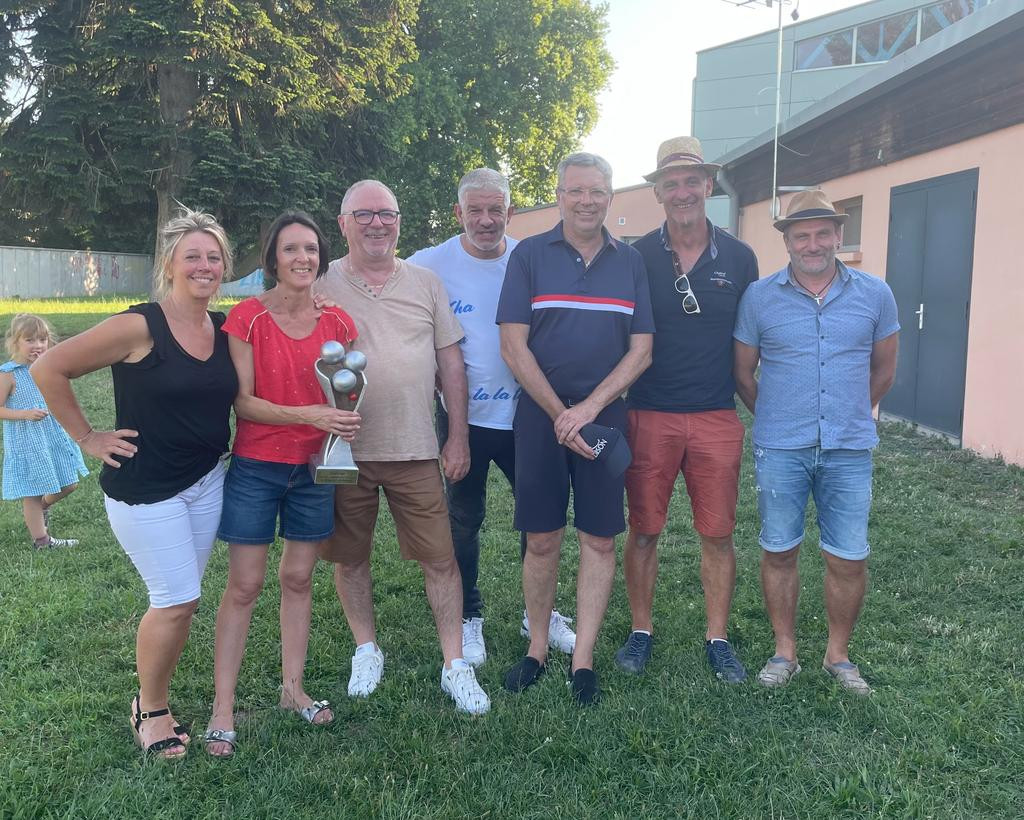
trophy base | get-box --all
[309,454,359,485]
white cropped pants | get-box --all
[104,463,225,608]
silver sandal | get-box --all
[202,728,237,757]
[296,699,332,724]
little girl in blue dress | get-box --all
[1,313,88,548]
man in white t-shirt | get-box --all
[409,168,577,667]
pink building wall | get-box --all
[735,122,1024,466]
[508,184,664,242]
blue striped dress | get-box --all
[1,360,89,500]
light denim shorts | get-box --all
[752,446,873,561]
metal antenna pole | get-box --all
[772,0,784,217]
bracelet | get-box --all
[74,427,94,443]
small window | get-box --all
[856,11,918,64]
[617,217,626,226]
[836,197,862,251]
[795,29,853,70]
[922,0,992,41]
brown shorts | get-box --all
[319,460,454,564]
[625,409,745,538]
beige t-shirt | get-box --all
[314,257,464,461]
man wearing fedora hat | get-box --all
[617,136,759,682]
[733,189,899,695]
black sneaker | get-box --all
[615,631,653,674]
[504,656,545,693]
[705,639,747,684]
[569,667,600,706]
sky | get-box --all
[580,0,868,187]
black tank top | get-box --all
[100,302,238,504]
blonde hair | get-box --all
[153,206,234,298]
[5,313,56,357]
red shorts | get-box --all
[625,409,745,537]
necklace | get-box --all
[345,257,397,295]
[794,271,837,306]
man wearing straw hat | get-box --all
[733,189,899,695]
[616,136,758,682]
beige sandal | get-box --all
[757,656,801,688]
[822,661,872,695]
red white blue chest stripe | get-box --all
[531,293,636,315]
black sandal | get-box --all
[130,695,186,759]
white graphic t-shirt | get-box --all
[409,234,520,430]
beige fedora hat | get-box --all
[773,189,849,232]
[643,136,721,183]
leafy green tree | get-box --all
[0,0,611,268]
[379,0,613,252]
[0,0,418,261]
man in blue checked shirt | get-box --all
[733,189,899,696]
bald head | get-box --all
[340,179,399,215]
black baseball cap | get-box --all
[578,423,632,478]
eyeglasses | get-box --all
[558,187,611,202]
[671,250,701,314]
[342,209,401,225]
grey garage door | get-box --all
[881,168,977,439]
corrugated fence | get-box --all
[0,245,153,298]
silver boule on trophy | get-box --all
[309,340,368,484]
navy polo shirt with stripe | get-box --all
[496,222,655,400]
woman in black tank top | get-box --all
[33,208,237,759]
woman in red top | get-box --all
[204,212,359,757]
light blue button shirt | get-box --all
[733,261,899,450]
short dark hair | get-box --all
[262,211,331,282]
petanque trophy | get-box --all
[309,340,368,484]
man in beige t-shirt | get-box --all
[314,179,490,715]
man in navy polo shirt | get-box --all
[734,189,899,695]
[497,152,654,705]
[617,136,759,683]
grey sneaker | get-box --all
[615,631,653,674]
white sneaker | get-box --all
[347,644,384,698]
[461,617,486,667]
[519,609,577,655]
[440,660,490,715]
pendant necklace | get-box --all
[796,271,837,306]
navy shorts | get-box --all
[217,454,334,545]
[512,394,626,538]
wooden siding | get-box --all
[722,28,1024,206]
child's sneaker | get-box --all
[32,535,79,550]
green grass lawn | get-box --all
[1,299,1022,818]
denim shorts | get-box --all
[752,446,873,561]
[218,455,334,545]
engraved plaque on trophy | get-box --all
[309,340,368,484]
